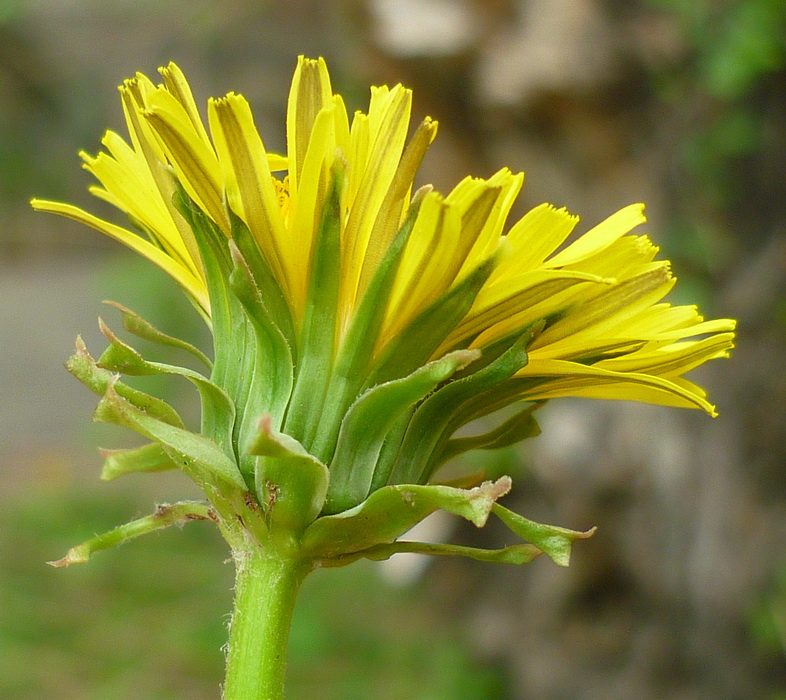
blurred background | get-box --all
[2,0,785,698]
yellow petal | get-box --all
[341,84,413,312]
[541,380,716,414]
[118,81,204,276]
[31,199,209,314]
[208,93,289,294]
[267,153,288,171]
[499,203,579,274]
[455,169,523,279]
[288,103,339,315]
[449,270,612,350]
[530,264,675,350]
[144,88,228,233]
[120,74,166,164]
[383,191,461,341]
[158,62,212,147]
[445,179,502,274]
[348,111,370,205]
[598,332,736,376]
[516,358,718,415]
[357,116,438,295]
[545,203,646,268]
[80,147,193,272]
[287,56,333,198]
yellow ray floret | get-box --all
[29,198,209,315]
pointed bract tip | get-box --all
[47,548,88,568]
[74,335,89,355]
[257,412,273,434]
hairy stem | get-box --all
[223,544,308,699]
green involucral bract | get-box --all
[59,162,595,570]
[62,186,591,567]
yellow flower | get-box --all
[37,61,738,695]
[32,56,735,428]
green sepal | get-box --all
[308,190,427,464]
[228,241,294,430]
[94,378,247,492]
[319,541,542,568]
[173,186,232,273]
[48,501,214,567]
[227,209,295,353]
[491,503,596,567]
[366,253,499,387]
[283,162,343,449]
[66,336,184,428]
[174,187,258,476]
[302,476,512,560]
[389,329,534,485]
[451,321,543,379]
[324,349,481,515]
[96,318,237,461]
[99,443,177,481]
[246,414,330,534]
[302,475,594,569]
[174,189,240,397]
[102,300,212,369]
[367,411,411,494]
[434,401,543,467]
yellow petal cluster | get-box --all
[32,56,735,416]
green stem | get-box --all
[223,545,308,699]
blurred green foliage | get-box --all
[644,0,786,304]
[645,0,786,99]
[1,487,230,699]
[749,575,786,657]
[697,0,786,99]
[1,486,508,699]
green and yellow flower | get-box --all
[33,56,736,700]
[33,55,734,562]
